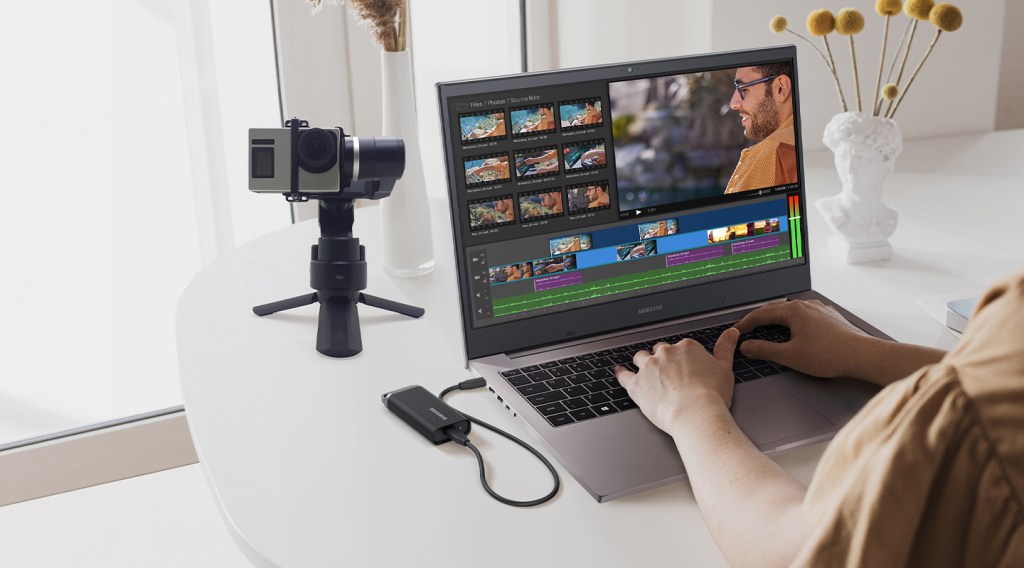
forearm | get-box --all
[844,336,945,386]
[667,398,809,568]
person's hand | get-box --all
[614,329,740,434]
[735,300,871,379]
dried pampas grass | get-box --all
[308,0,408,52]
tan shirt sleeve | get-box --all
[792,269,1024,567]
[774,142,797,186]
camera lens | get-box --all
[297,128,338,174]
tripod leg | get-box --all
[359,293,425,318]
[253,293,319,316]
[317,297,362,358]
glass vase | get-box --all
[380,50,435,277]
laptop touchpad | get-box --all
[731,380,834,448]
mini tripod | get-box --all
[253,198,424,358]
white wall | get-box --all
[409,0,522,200]
[273,1,370,132]
[708,0,1006,150]
[996,0,1024,130]
[531,0,711,70]
[533,0,1008,150]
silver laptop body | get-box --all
[436,46,886,502]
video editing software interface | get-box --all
[447,61,806,329]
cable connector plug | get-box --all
[457,377,487,390]
[445,427,471,447]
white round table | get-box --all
[177,130,1023,566]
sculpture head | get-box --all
[823,112,903,192]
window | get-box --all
[0,0,284,448]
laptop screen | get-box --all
[439,47,810,357]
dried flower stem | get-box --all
[885,18,919,117]
[888,29,943,118]
[784,27,851,113]
[849,36,862,112]
[878,18,911,115]
[822,35,849,112]
[785,28,834,72]
[884,19,912,87]
[872,15,891,116]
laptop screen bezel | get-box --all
[437,45,811,361]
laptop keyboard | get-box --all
[499,323,791,428]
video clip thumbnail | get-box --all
[708,218,780,243]
[559,98,603,131]
[616,240,658,261]
[566,180,611,214]
[548,233,593,256]
[754,218,781,234]
[517,188,564,222]
[510,103,556,137]
[459,109,507,144]
[463,153,511,188]
[514,145,560,180]
[563,139,607,172]
[708,223,749,243]
[468,195,515,232]
[533,253,577,275]
[638,219,679,240]
[488,261,534,284]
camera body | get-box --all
[249,119,405,201]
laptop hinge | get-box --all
[505,298,779,360]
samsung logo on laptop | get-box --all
[637,305,663,315]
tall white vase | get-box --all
[380,50,435,277]
[816,111,903,264]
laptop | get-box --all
[436,45,887,502]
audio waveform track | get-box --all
[491,245,791,316]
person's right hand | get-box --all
[735,300,874,379]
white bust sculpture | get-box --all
[817,112,903,263]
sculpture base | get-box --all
[828,236,892,264]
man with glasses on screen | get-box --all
[725,63,798,194]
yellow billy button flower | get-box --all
[876,0,902,16]
[835,8,866,110]
[904,0,934,20]
[835,8,865,35]
[930,3,963,32]
[882,83,899,100]
[806,9,835,36]
[770,15,788,33]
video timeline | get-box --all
[483,209,796,319]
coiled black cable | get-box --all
[439,379,559,507]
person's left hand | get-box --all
[614,328,740,434]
